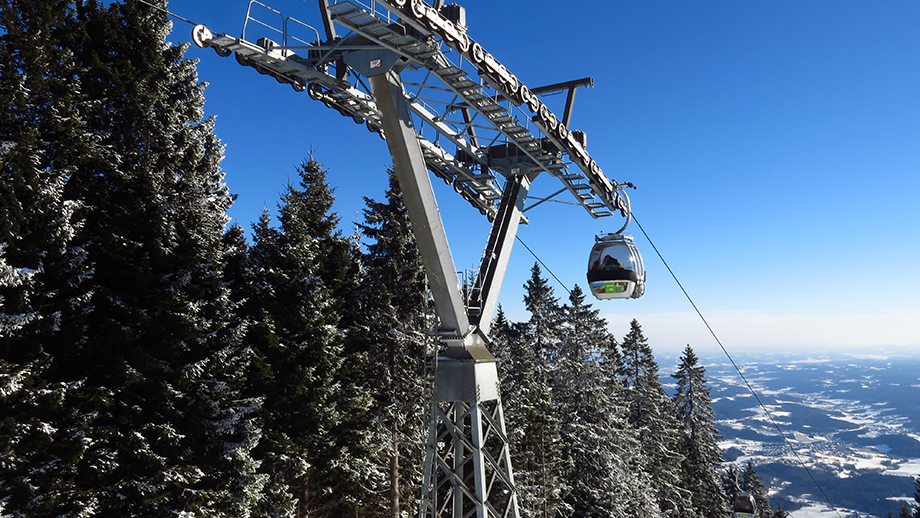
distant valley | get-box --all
[661,351,920,518]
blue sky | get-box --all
[168,0,920,353]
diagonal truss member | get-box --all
[420,397,518,518]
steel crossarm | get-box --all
[192,22,503,217]
[193,1,631,219]
[341,0,630,217]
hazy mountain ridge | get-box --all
[665,352,920,517]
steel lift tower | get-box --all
[191,2,636,517]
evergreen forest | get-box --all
[5,1,914,518]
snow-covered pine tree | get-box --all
[77,1,265,514]
[598,330,664,517]
[522,263,562,369]
[508,264,568,518]
[740,461,771,518]
[242,209,302,518]
[353,170,432,518]
[672,344,729,517]
[491,305,523,398]
[491,306,537,476]
[0,0,89,358]
[0,1,98,511]
[491,304,546,518]
[553,286,660,517]
[618,319,687,517]
[220,223,253,319]
[244,157,372,518]
[4,0,264,515]
[279,155,356,320]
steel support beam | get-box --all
[317,0,336,41]
[470,173,530,336]
[368,71,470,338]
[365,61,518,518]
[530,76,593,127]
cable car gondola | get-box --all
[587,232,645,299]
[586,183,645,300]
[732,493,756,518]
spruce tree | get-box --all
[78,2,263,513]
[3,1,263,514]
[618,319,686,517]
[492,304,549,518]
[0,3,95,510]
[511,264,567,518]
[741,461,771,518]
[491,305,524,400]
[491,304,544,511]
[0,0,89,358]
[220,223,253,318]
[553,286,659,517]
[672,344,729,517]
[354,170,432,518]
[244,158,372,518]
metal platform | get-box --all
[191,0,631,222]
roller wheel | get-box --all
[411,0,426,20]
[307,83,324,100]
[191,24,212,49]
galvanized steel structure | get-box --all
[191,2,635,517]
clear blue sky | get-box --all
[168,0,920,354]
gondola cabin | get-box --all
[732,493,756,518]
[586,233,645,300]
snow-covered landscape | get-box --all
[671,352,920,517]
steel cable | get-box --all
[631,213,842,518]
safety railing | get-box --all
[242,1,321,51]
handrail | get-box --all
[242,1,284,41]
[284,17,321,48]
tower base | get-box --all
[419,359,519,518]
